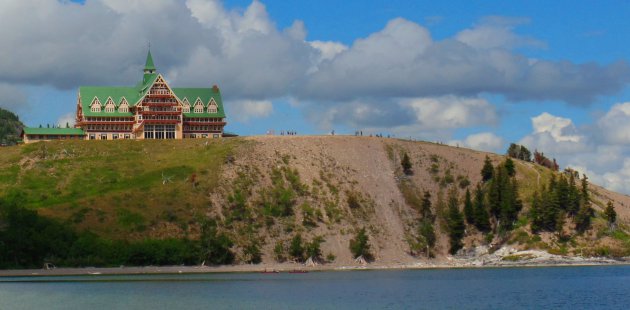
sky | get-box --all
[2,0,630,193]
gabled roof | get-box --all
[77,51,226,118]
[23,128,85,135]
[175,87,225,118]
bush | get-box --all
[349,228,371,260]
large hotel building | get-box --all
[22,51,227,143]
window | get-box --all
[213,134,220,138]
[208,99,218,113]
[102,98,115,113]
[124,134,130,139]
[90,101,101,112]
[119,101,129,113]
[190,134,196,138]
[90,134,96,140]
[112,134,119,140]
[202,134,208,138]
[100,134,107,140]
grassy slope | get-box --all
[0,139,238,239]
[1,136,628,262]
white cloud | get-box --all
[402,96,498,129]
[531,112,582,142]
[455,16,545,50]
[56,112,75,128]
[598,102,630,144]
[450,132,505,152]
[227,99,273,122]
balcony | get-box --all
[140,110,181,115]
[183,121,226,126]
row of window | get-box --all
[28,135,84,140]
[89,134,131,140]
[183,125,222,131]
[85,117,133,122]
[86,125,132,131]
[184,117,223,123]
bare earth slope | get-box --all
[214,136,630,264]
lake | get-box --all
[1,265,629,309]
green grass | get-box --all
[0,138,240,239]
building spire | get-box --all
[144,49,156,74]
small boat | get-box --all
[288,270,308,274]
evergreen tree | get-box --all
[567,173,580,216]
[418,219,436,257]
[65,122,70,128]
[46,123,50,128]
[575,201,593,233]
[420,191,432,220]
[481,156,494,182]
[463,188,474,225]
[605,201,617,228]
[38,124,42,128]
[401,152,413,175]
[472,184,490,232]
[504,157,515,177]
[446,188,465,255]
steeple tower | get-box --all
[144,50,156,74]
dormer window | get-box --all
[208,99,218,113]
[182,98,190,113]
[119,100,129,113]
[193,98,204,113]
[90,99,101,112]
[104,99,115,113]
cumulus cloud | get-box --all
[597,102,630,144]
[516,108,630,194]
[227,99,273,122]
[298,17,630,104]
[519,112,586,155]
[56,112,76,128]
[306,96,498,141]
[450,132,504,152]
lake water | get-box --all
[1,266,629,309]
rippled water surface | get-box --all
[1,265,629,309]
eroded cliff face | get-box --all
[209,136,630,264]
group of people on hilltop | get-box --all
[280,130,297,136]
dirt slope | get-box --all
[213,136,630,263]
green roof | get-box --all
[23,128,85,135]
[175,87,225,118]
[144,50,156,71]
[78,51,225,119]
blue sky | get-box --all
[2,0,630,193]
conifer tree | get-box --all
[472,184,490,232]
[463,188,474,225]
[420,191,432,220]
[446,188,465,254]
[289,234,304,262]
[567,173,580,216]
[605,201,617,228]
[418,219,436,257]
[481,156,494,182]
[504,157,515,177]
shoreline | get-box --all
[1,258,629,278]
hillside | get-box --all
[0,136,629,268]
[0,108,24,146]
